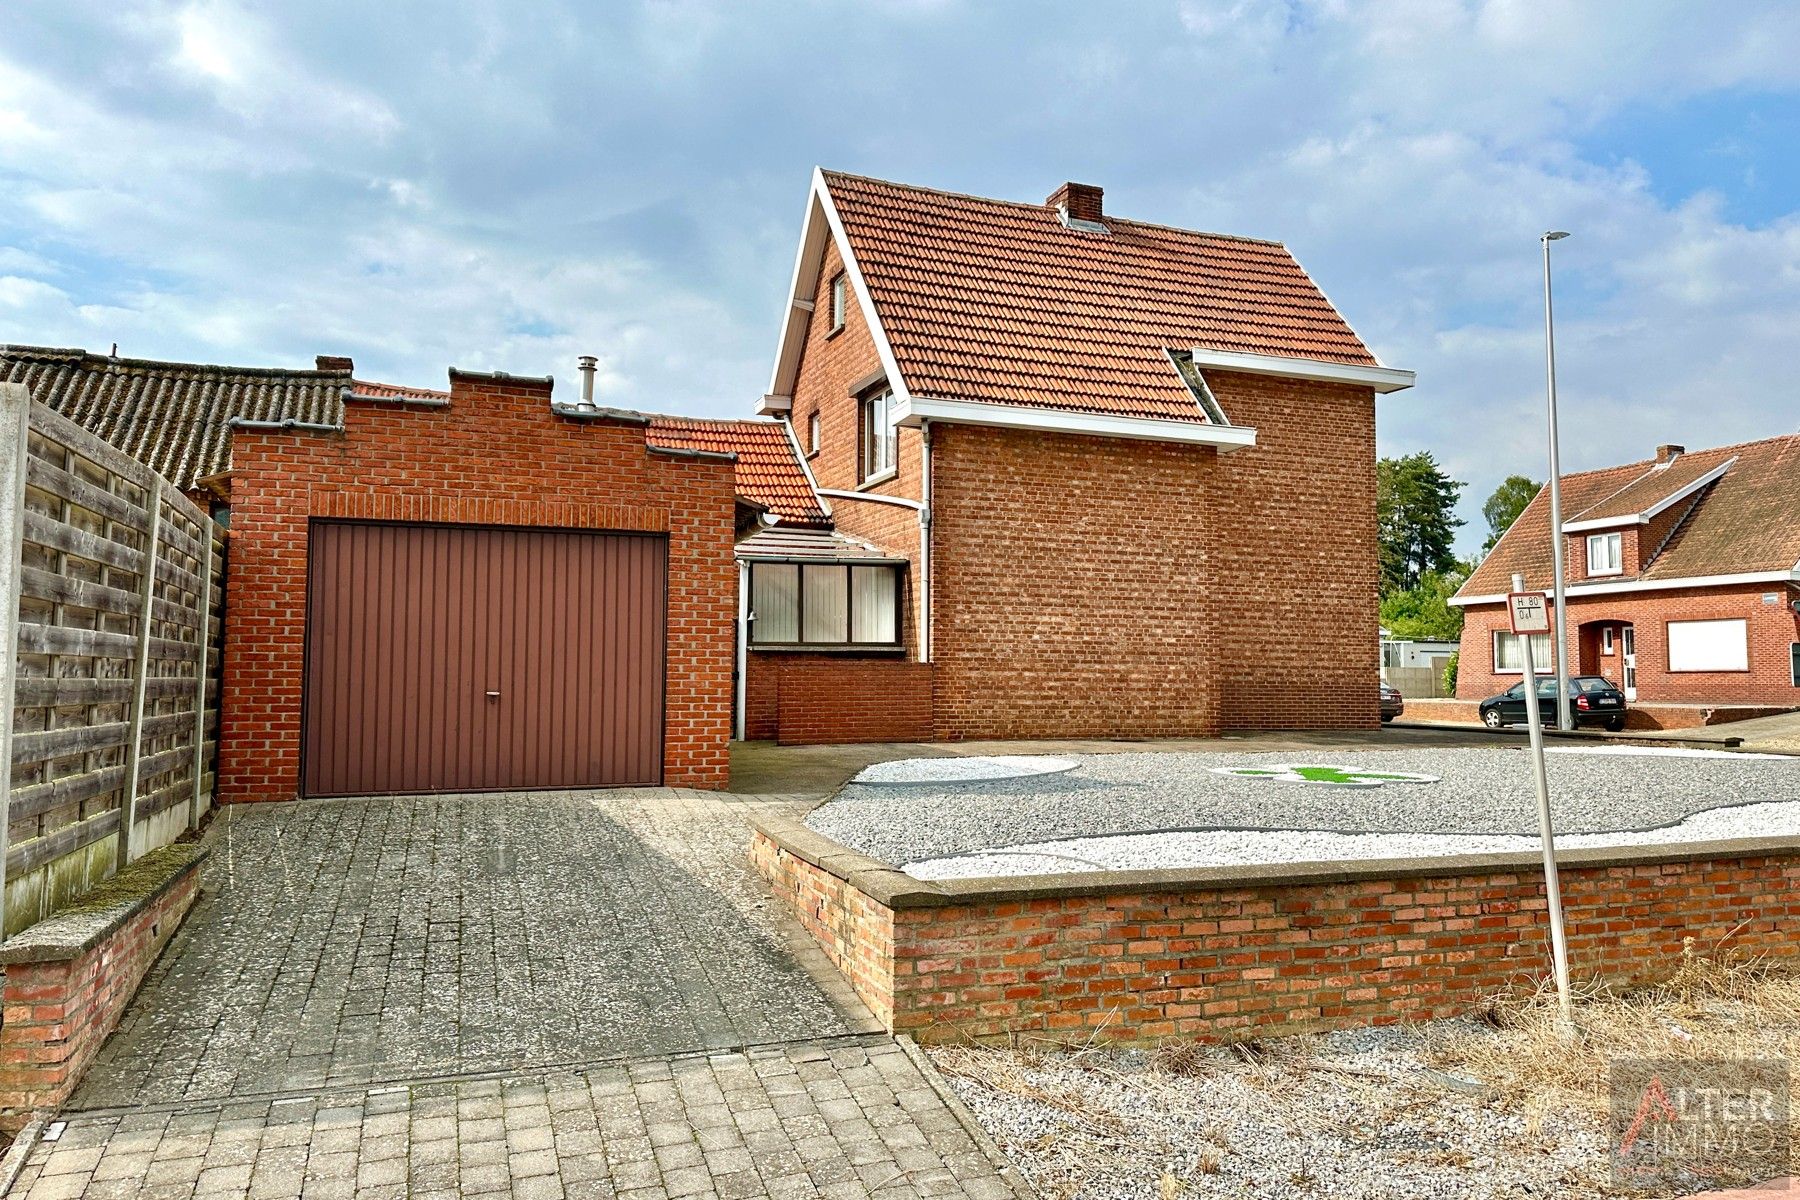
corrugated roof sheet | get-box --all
[645,416,828,527]
[822,170,1378,422]
[1460,434,1800,596]
[0,344,346,491]
[734,526,900,562]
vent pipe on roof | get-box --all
[576,355,599,412]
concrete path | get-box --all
[6,789,1029,1199]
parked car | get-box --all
[1379,683,1404,722]
[1479,676,1628,732]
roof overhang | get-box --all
[1188,347,1416,394]
[1451,568,1800,606]
[734,525,907,564]
[760,167,913,418]
[892,394,1258,452]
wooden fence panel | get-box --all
[0,386,228,937]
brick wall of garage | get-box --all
[928,423,1223,740]
[1456,582,1800,705]
[1202,370,1382,730]
[220,371,738,801]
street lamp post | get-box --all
[1541,230,1574,732]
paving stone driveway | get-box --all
[8,789,1030,1199]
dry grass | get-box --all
[1436,939,1800,1147]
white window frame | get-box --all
[807,410,821,456]
[1586,532,1623,576]
[1601,626,1615,655]
[859,388,897,486]
[1493,629,1555,675]
[829,272,847,334]
[1666,618,1749,673]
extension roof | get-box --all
[770,170,1391,424]
[0,344,346,492]
[1458,434,1800,598]
[645,416,828,527]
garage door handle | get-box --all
[485,691,500,699]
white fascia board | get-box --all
[780,414,831,519]
[756,394,792,415]
[817,488,924,511]
[814,169,911,406]
[1561,457,1736,532]
[1449,568,1800,607]
[1189,348,1416,394]
[892,395,1258,451]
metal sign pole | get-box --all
[1512,571,1573,1031]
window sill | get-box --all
[857,468,898,490]
[1586,569,1624,579]
[750,643,907,655]
[825,324,845,340]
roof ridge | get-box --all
[818,168,1289,249]
[0,343,349,381]
[645,412,785,427]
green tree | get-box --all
[1377,452,1465,594]
[1378,566,1469,641]
[1482,475,1542,551]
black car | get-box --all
[1479,675,1628,732]
[1379,683,1404,722]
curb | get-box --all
[895,1036,1039,1199]
[0,1116,45,1197]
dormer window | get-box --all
[829,273,847,334]
[1586,532,1623,576]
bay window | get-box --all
[750,561,901,647]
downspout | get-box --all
[919,419,932,663]
[735,560,750,740]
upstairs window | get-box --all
[829,273,847,333]
[1586,532,1623,576]
[807,410,821,456]
[749,562,901,647]
[860,388,896,483]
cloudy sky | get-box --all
[4,1,1798,551]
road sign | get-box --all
[1509,590,1551,635]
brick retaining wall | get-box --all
[0,844,206,1127]
[750,813,1800,1044]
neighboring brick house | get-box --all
[1451,436,1800,715]
[745,170,1414,742]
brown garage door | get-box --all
[302,521,666,796]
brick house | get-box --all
[1451,435,1800,720]
[741,170,1414,742]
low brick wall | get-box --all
[0,844,206,1127]
[750,812,1800,1044]
[1404,697,1795,732]
[745,654,935,745]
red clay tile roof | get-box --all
[822,170,1378,421]
[351,378,449,402]
[0,344,346,492]
[1460,434,1800,597]
[646,416,827,527]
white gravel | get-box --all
[805,746,1800,868]
[851,754,1079,784]
[930,1022,1618,1200]
[906,798,1800,878]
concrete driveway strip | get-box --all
[7,788,1031,1198]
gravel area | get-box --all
[805,746,1800,868]
[908,798,1800,878]
[929,1023,1615,1199]
[852,754,1080,784]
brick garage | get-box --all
[220,370,738,801]
[750,810,1800,1044]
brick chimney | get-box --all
[1047,182,1104,226]
[315,354,354,373]
[1656,443,1685,464]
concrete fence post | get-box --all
[0,385,31,940]
[118,476,164,866]
[188,524,214,830]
